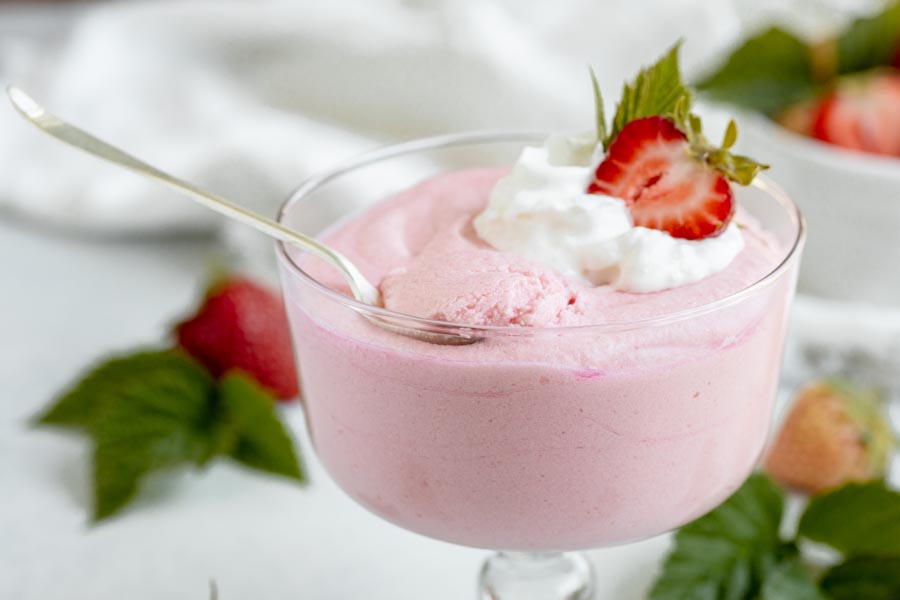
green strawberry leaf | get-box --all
[798,481,900,556]
[837,1,900,74]
[606,43,690,149]
[671,99,769,186]
[589,67,607,144]
[704,147,769,186]
[696,27,818,116]
[36,350,211,431]
[219,372,305,482]
[760,560,826,600]
[649,474,787,600]
[86,352,218,520]
[721,119,739,149]
[820,556,900,600]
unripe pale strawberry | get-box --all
[765,380,894,494]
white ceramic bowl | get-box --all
[738,113,900,307]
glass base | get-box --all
[478,551,595,600]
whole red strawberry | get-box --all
[764,380,894,494]
[811,71,900,156]
[176,277,298,400]
[588,116,735,240]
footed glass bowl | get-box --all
[277,132,805,599]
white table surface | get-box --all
[0,216,670,600]
[4,3,900,598]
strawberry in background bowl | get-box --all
[697,2,900,307]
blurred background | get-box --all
[1,1,898,599]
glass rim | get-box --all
[276,130,806,336]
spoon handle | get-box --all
[6,86,380,305]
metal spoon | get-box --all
[6,86,476,346]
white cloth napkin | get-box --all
[0,0,743,234]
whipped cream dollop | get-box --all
[473,133,744,292]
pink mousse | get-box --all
[383,248,578,327]
[279,168,797,550]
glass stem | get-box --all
[478,551,595,600]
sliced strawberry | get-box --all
[588,116,734,240]
[811,72,900,157]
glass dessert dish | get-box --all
[276,132,805,599]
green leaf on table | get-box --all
[760,560,826,600]
[798,481,900,556]
[837,1,900,74]
[649,474,787,600]
[606,43,691,148]
[36,350,211,431]
[85,351,218,520]
[696,27,817,115]
[820,556,900,600]
[35,347,305,521]
[219,372,304,482]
